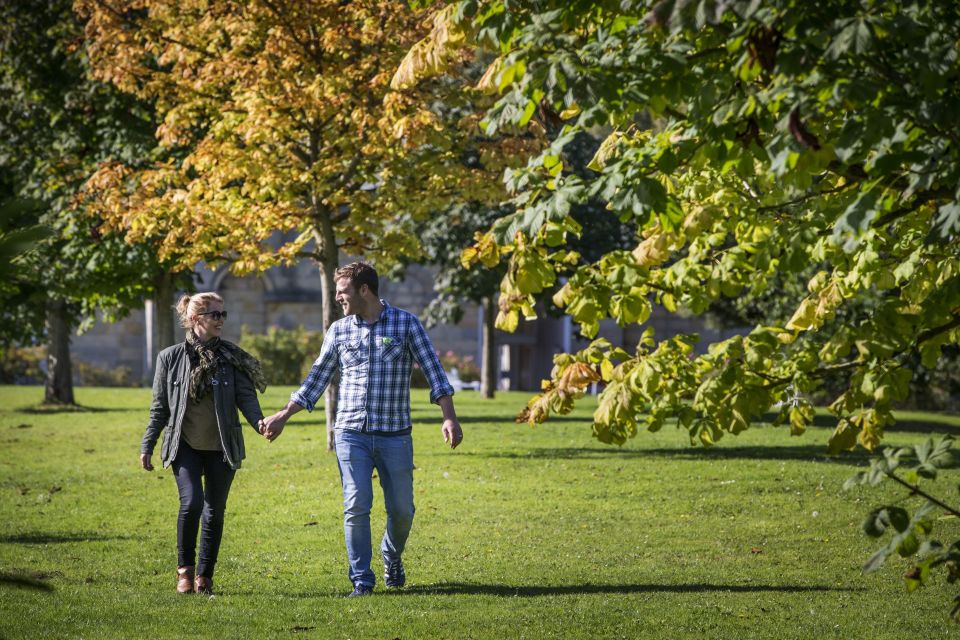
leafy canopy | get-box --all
[406,0,960,452]
[77,0,525,278]
[0,0,165,346]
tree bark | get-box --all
[480,295,496,399]
[154,270,177,352]
[44,298,75,405]
[313,217,342,452]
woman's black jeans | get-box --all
[172,442,235,579]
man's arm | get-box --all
[437,394,463,449]
[260,399,304,442]
[408,315,462,449]
[260,329,338,442]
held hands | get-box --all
[139,453,154,471]
[258,412,287,442]
[442,419,463,449]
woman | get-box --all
[139,292,267,595]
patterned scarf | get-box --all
[185,331,267,401]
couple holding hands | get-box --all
[139,262,462,597]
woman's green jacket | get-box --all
[140,343,264,470]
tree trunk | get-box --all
[480,295,496,399]
[313,219,342,452]
[44,298,75,405]
[154,271,177,352]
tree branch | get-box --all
[886,471,960,519]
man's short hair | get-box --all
[335,261,379,295]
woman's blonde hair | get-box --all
[175,292,224,329]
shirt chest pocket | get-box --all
[340,340,367,369]
[379,336,406,362]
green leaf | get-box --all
[834,190,880,238]
[863,547,888,573]
[828,419,859,454]
[862,506,909,537]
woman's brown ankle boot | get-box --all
[195,575,213,595]
[176,566,195,594]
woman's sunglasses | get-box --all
[198,310,228,321]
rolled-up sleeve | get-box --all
[409,316,455,404]
[290,329,339,412]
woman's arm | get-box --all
[235,367,265,433]
[140,351,171,469]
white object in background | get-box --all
[446,367,464,392]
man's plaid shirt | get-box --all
[290,301,455,432]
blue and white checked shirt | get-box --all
[290,301,455,432]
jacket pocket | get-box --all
[160,429,171,459]
[235,429,246,460]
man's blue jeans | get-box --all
[334,429,415,588]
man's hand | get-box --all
[260,412,287,442]
[139,453,154,471]
[442,419,463,449]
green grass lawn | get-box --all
[1,385,958,639]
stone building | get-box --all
[72,259,743,390]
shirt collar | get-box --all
[351,299,391,326]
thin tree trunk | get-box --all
[480,295,496,399]
[313,218,341,452]
[154,271,176,352]
[44,298,74,405]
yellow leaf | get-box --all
[496,308,519,332]
[559,362,600,389]
[389,4,464,90]
[600,358,614,382]
[632,232,671,267]
[856,410,884,451]
[559,103,580,120]
[587,130,622,172]
[475,56,503,94]
[785,297,817,331]
[460,246,479,269]
[682,205,716,238]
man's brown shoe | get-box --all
[195,575,213,595]
[176,566,195,594]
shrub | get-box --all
[410,351,479,389]
[410,363,428,389]
[438,350,480,382]
[74,361,137,387]
[239,325,322,386]
[0,346,45,384]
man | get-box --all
[260,261,463,597]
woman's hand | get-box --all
[140,453,154,471]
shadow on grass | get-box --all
[0,532,132,544]
[0,572,54,592]
[452,414,590,425]
[432,412,958,431]
[393,581,859,597]
[19,405,134,414]
[470,445,871,464]
[806,413,960,434]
